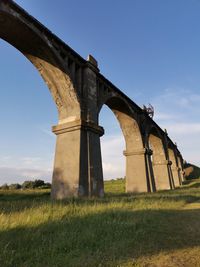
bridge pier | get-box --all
[124,148,151,193]
[152,160,171,190]
[171,166,181,187]
[177,157,184,184]
[0,0,185,199]
[179,168,184,184]
[51,120,104,199]
[168,148,181,187]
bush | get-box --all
[184,162,200,180]
[9,184,21,190]
[33,179,45,188]
[0,183,9,190]
[21,180,50,189]
[40,182,51,189]
[22,180,35,189]
[0,180,51,191]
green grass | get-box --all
[0,179,200,267]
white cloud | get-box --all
[154,112,177,121]
[0,155,54,184]
[0,155,53,169]
[150,87,200,167]
[167,123,200,135]
[152,88,200,115]
[40,128,54,137]
[0,167,52,185]
[101,135,125,179]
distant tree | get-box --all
[33,179,45,188]
[21,179,51,189]
[22,180,34,189]
[116,177,124,180]
[43,182,51,189]
[0,183,9,190]
[9,183,21,190]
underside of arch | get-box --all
[0,1,80,122]
[99,96,151,192]
[149,130,166,163]
[104,97,144,151]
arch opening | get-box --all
[0,3,85,198]
[99,105,126,193]
[0,4,81,122]
[99,96,149,193]
[0,39,57,186]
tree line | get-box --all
[0,179,51,190]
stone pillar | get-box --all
[87,125,104,197]
[179,169,185,183]
[124,148,150,193]
[171,166,180,187]
[51,119,104,199]
[167,161,175,189]
[152,160,171,190]
[177,157,184,183]
[145,148,156,192]
[168,148,180,188]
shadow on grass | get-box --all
[1,187,200,215]
[0,190,50,201]
[185,182,200,189]
[0,190,50,214]
[0,207,200,267]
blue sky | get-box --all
[1,0,200,184]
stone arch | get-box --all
[104,97,143,150]
[0,1,84,199]
[0,1,183,199]
[0,1,81,122]
[168,145,180,187]
[99,95,150,193]
[148,127,171,190]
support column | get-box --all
[124,148,150,193]
[153,160,171,190]
[179,169,185,184]
[177,157,184,184]
[171,166,180,187]
[51,119,104,199]
[167,161,175,189]
[145,148,156,192]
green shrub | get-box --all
[21,180,50,189]
[22,181,35,189]
[40,182,51,189]
[33,180,45,188]
[0,183,9,190]
[9,184,21,190]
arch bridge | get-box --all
[0,0,184,199]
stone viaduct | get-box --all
[0,0,185,199]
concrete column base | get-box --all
[179,170,185,183]
[153,160,171,190]
[124,148,150,193]
[51,120,104,199]
[171,166,181,187]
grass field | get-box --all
[1,179,200,267]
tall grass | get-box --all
[0,179,200,267]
